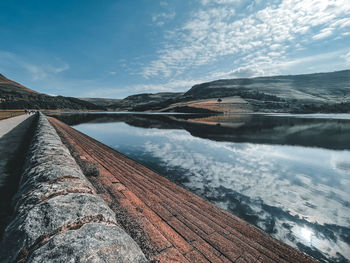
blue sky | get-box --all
[0,0,349,98]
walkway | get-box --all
[0,114,35,236]
[0,114,29,138]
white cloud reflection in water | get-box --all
[75,123,350,262]
[140,129,350,260]
[139,129,350,224]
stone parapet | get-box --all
[0,113,147,263]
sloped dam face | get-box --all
[50,112,350,263]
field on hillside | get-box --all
[159,96,253,113]
[187,96,252,113]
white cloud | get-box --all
[152,11,175,26]
[142,0,350,80]
[312,27,334,40]
[227,64,265,78]
[25,65,47,80]
[160,1,168,7]
[46,62,70,74]
[343,51,350,64]
[0,50,69,81]
[200,0,241,5]
[143,60,172,79]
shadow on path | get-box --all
[0,114,37,239]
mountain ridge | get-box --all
[1,70,349,113]
[0,73,38,94]
[109,69,350,113]
[185,69,350,103]
[0,74,103,110]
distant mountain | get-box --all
[113,70,350,113]
[182,70,350,113]
[79,98,122,107]
[1,70,349,113]
[0,74,104,110]
[50,112,350,150]
[185,70,350,103]
[108,92,184,111]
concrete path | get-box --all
[0,114,32,187]
[0,114,35,237]
[0,114,30,138]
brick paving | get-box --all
[49,116,318,263]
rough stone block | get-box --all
[0,114,147,263]
[2,193,117,262]
[27,223,148,263]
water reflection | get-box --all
[299,227,313,243]
[49,113,350,262]
[51,112,350,150]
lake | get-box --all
[50,112,350,263]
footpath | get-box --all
[0,114,34,236]
[0,114,30,137]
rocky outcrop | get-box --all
[0,113,147,263]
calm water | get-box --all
[51,113,350,263]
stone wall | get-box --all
[0,113,147,263]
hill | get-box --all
[79,97,122,107]
[0,74,104,110]
[0,73,38,94]
[112,70,350,113]
[182,70,350,113]
[108,92,184,111]
[1,70,349,113]
[185,70,350,103]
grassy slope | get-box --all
[103,70,350,113]
[185,70,350,103]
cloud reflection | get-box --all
[139,129,350,261]
[76,122,350,262]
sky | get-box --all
[0,0,349,98]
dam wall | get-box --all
[0,113,147,263]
